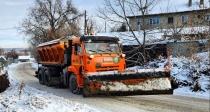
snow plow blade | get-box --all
[83,68,173,97]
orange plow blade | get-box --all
[83,69,173,97]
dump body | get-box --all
[38,39,66,65]
[36,35,173,97]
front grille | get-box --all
[96,66,119,71]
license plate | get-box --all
[103,57,113,62]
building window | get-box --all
[182,15,188,23]
[168,17,173,24]
[136,18,142,26]
[148,18,160,26]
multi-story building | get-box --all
[127,0,210,31]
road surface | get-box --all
[10,63,210,112]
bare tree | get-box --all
[97,0,157,63]
[110,23,127,32]
[18,0,82,47]
[0,48,4,56]
[6,49,18,60]
[86,17,103,34]
[18,0,82,61]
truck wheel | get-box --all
[44,70,51,87]
[38,70,44,85]
[69,74,82,94]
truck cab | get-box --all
[67,36,126,94]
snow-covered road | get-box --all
[10,63,210,112]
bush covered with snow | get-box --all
[146,52,209,93]
[170,52,209,92]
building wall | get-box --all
[129,9,210,31]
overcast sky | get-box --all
[0,0,103,48]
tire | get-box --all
[69,74,82,94]
[44,69,51,87]
[38,70,45,85]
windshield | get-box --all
[85,41,121,54]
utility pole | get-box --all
[84,10,87,35]
[105,21,106,33]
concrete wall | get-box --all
[166,41,201,57]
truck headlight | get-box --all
[121,54,126,58]
[89,55,94,59]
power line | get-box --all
[0,28,16,30]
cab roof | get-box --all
[80,35,119,42]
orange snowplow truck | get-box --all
[36,35,173,97]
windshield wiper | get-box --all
[88,50,96,52]
[97,49,106,52]
[106,49,113,52]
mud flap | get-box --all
[83,71,173,97]
[48,77,61,86]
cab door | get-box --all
[71,44,83,74]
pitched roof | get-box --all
[128,0,210,17]
[0,56,6,61]
[152,0,209,14]
[18,56,30,60]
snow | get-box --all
[18,56,31,60]
[1,51,209,112]
[29,58,36,63]
[152,0,210,14]
[174,86,210,99]
[97,31,163,45]
[101,78,171,91]
[130,0,210,16]
[97,27,209,45]
[170,52,210,99]
[140,51,210,99]
[86,68,170,76]
[31,63,38,70]
[0,63,100,112]
[32,51,209,99]
[0,70,7,76]
[0,56,6,61]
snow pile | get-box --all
[101,78,171,91]
[144,52,209,99]
[0,70,7,76]
[0,63,100,112]
[170,52,209,92]
[31,63,38,70]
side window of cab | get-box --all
[74,44,82,55]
